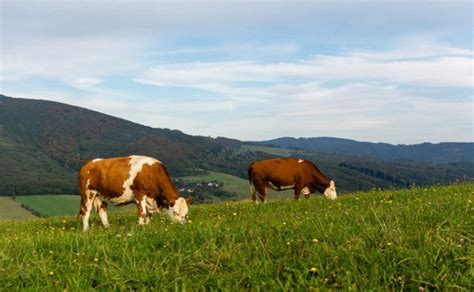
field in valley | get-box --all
[14,195,129,217]
[0,197,36,220]
[0,171,289,219]
[0,183,472,290]
[181,171,250,199]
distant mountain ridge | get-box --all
[0,94,473,197]
[249,137,473,163]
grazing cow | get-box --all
[78,155,191,231]
[248,158,337,203]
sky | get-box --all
[1,1,473,144]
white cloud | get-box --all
[2,0,472,145]
[137,42,473,89]
[68,77,103,91]
[131,41,473,143]
[1,37,144,83]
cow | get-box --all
[248,158,337,203]
[78,155,191,231]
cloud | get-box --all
[136,42,473,90]
[1,1,472,144]
[1,37,144,83]
[68,77,103,91]
[131,41,473,143]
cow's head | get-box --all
[167,197,192,224]
[323,180,337,200]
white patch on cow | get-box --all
[267,182,278,190]
[92,158,103,163]
[323,180,337,200]
[301,187,310,196]
[167,197,189,224]
[136,198,148,225]
[268,182,294,191]
[109,156,159,205]
[250,184,258,204]
[82,199,93,232]
[298,159,304,163]
[85,178,99,199]
[146,197,160,214]
[98,208,110,228]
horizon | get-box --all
[1,1,473,144]
[2,92,472,146]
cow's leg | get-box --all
[144,196,159,224]
[145,214,151,224]
[294,184,303,200]
[301,187,311,199]
[135,193,148,225]
[250,183,258,204]
[93,196,109,228]
[253,180,267,204]
[81,195,94,232]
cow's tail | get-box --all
[77,176,87,219]
[247,163,254,184]
[77,161,91,219]
[247,164,257,200]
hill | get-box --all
[0,184,472,289]
[0,94,473,199]
[249,137,474,163]
[0,94,226,195]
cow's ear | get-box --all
[185,197,193,204]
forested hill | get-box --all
[1,94,473,197]
[249,137,473,163]
[0,94,236,194]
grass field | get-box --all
[181,171,250,199]
[0,197,35,220]
[240,144,294,157]
[15,195,131,217]
[181,170,293,200]
[7,170,291,218]
[0,184,472,290]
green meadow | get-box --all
[0,183,472,290]
[14,195,130,217]
[0,197,35,220]
[181,171,250,199]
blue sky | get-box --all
[1,1,472,144]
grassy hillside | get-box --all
[15,195,132,217]
[239,144,294,157]
[180,171,250,200]
[0,184,472,290]
[0,197,35,220]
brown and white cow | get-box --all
[78,155,191,231]
[248,158,337,203]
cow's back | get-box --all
[79,156,163,199]
[79,157,132,198]
[249,158,307,185]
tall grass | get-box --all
[0,184,472,290]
